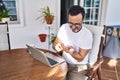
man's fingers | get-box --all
[55,43,63,51]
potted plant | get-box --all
[0,9,10,22]
[51,33,56,43]
[38,34,47,42]
[37,6,54,24]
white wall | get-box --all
[105,0,120,25]
[9,0,60,50]
[8,0,120,50]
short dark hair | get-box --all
[68,5,85,20]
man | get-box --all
[52,5,93,80]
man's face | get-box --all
[68,13,83,33]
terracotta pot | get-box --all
[45,15,54,24]
[38,34,47,42]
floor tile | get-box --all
[116,65,120,73]
[117,72,120,80]
[101,63,116,71]
[101,69,117,80]
[100,57,119,80]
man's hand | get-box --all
[55,43,75,54]
[55,43,63,51]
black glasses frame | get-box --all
[68,22,82,29]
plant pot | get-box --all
[2,17,10,23]
[38,34,47,42]
[45,15,54,24]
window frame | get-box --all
[2,0,25,27]
[73,0,103,26]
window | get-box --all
[1,0,24,26]
[60,0,102,25]
[2,0,18,22]
[77,0,102,25]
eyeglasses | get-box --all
[68,22,82,33]
[68,22,82,29]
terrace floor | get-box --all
[100,57,120,80]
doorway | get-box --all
[60,0,74,25]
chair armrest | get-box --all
[85,58,103,78]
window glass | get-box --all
[85,9,90,20]
[2,0,17,21]
[94,0,100,7]
[82,0,101,25]
[84,0,91,7]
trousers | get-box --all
[66,64,89,80]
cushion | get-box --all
[83,24,104,66]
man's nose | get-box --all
[71,25,76,29]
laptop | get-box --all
[26,44,65,67]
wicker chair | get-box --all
[84,24,105,80]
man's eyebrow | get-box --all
[69,22,81,25]
[69,22,79,24]
[75,23,81,25]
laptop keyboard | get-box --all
[47,57,58,65]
